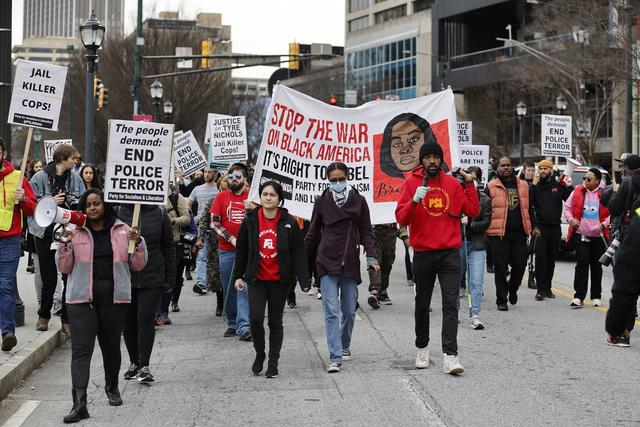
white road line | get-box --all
[3,401,40,427]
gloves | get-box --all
[413,186,428,203]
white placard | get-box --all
[104,120,175,205]
[541,114,572,157]
[457,121,472,145]
[173,130,207,176]
[43,139,72,163]
[345,90,357,106]
[207,114,248,163]
[8,60,68,131]
[457,144,490,185]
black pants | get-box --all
[413,250,460,355]
[404,245,413,281]
[34,234,68,322]
[67,279,128,389]
[605,289,638,336]
[535,225,562,292]
[123,287,162,367]
[368,226,397,292]
[572,234,606,300]
[172,244,187,304]
[249,281,289,365]
[489,233,528,305]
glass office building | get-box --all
[346,36,417,101]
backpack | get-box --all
[168,193,197,237]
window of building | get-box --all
[374,5,406,25]
[374,0,387,3]
[350,0,369,13]
[412,0,433,12]
[349,15,369,32]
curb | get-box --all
[0,327,68,401]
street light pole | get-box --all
[80,10,105,165]
[163,100,173,123]
[517,101,527,166]
[149,79,164,122]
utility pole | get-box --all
[133,0,143,115]
[0,1,11,158]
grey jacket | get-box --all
[28,165,86,238]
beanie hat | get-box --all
[538,159,554,170]
[419,142,444,162]
[622,154,640,170]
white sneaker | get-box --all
[471,316,484,330]
[443,354,464,374]
[592,299,602,307]
[415,348,430,369]
[316,292,322,300]
[570,298,584,308]
[327,362,341,373]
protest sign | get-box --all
[103,119,174,205]
[541,114,572,157]
[457,121,472,145]
[206,114,248,163]
[249,85,459,224]
[173,130,207,176]
[457,145,489,185]
[8,60,68,131]
[44,139,73,163]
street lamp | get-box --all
[80,9,105,164]
[150,79,164,122]
[32,130,42,160]
[555,94,568,115]
[163,100,173,123]
[516,101,527,166]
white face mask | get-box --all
[330,180,347,193]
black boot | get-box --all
[63,388,89,423]
[216,291,223,317]
[105,382,123,406]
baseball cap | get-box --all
[622,154,640,169]
[614,152,631,162]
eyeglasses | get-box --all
[583,177,594,182]
[227,173,243,180]
[329,177,347,183]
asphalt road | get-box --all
[1,244,639,426]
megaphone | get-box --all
[564,157,582,178]
[34,196,86,228]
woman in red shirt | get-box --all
[232,181,310,378]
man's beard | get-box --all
[426,165,440,177]
[228,181,243,192]
[499,170,514,180]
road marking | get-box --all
[3,400,40,427]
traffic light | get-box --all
[98,87,109,110]
[328,96,337,105]
[201,39,213,68]
[289,42,299,70]
[93,76,102,101]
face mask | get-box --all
[330,180,347,193]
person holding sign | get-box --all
[56,189,147,422]
[395,142,479,374]
[29,144,85,333]
[232,181,310,378]
[0,139,37,352]
[305,162,380,373]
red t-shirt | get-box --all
[256,208,281,281]
[209,189,248,251]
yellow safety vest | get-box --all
[0,170,21,232]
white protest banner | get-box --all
[207,114,248,163]
[249,85,459,224]
[8,60,68,131]
[541,114,572,157]
[173,130,207,176]
[44,139,73,163]
[458,145,490,185]
[104,120,174,205]
[457,121,472,145]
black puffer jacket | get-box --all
[117,204,176,289]
[232,207,310,289]
[463,189,492,251]
[612,210,640,294]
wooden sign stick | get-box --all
[17,127,34,188]
[128,203,141,254]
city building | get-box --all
[344,0,434,104]
[23,0,125,41]
[12,37,81,66]
[232,77,269,98]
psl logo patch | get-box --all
[422,187,450,217]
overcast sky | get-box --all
[11,0,346,78]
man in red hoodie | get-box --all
[396,141,479,374]
[0,139,37,351]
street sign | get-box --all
[345,90,357,106]
[104,119,175,205]
[541,114,572,157]
[176,47,193,69]
[457,121,472,145]
[7,60,68,131]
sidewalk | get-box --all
[0,256,67,401]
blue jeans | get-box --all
[0,237,21,335]
[459,241,486,317]
[320,273,358,363]
[195,240,208,286]
[218,249,250,335]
